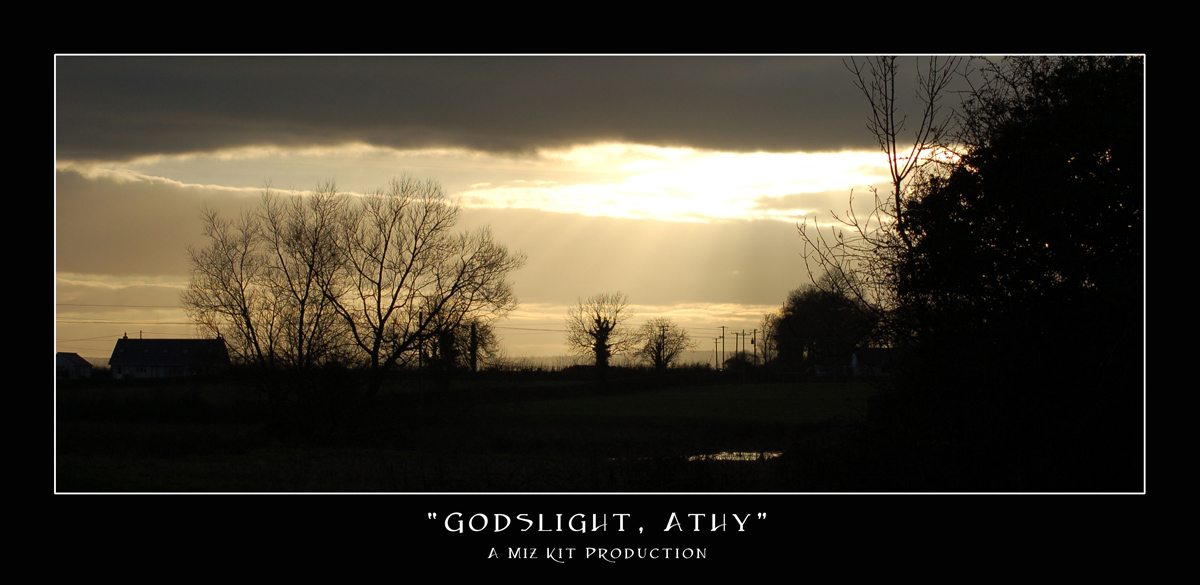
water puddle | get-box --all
[686,451,782,462]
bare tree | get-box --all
[183,205,273,367]
[182,185,348,374]
[843,56,960,241]
[458,318,504,372]
[326,176,526,395]
[797,56,961,340]
[183,175,525,401]
[259,183,348,370]
[420,315,505,374]
[635,317,696,372]
[564,292,641,371]
[758,312,780,365]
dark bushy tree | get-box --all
[773,276,877,376]
[883,56,1143,490]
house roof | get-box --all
[107,338,230,368]
[852,347,893,368]
[56,352,92,368]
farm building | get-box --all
[851,347,894,379]
[107,336,230,379]
[56,352,93,380]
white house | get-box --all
[56,352,93,380]
[107,336,230,379]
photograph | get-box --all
[55,54,1145,500]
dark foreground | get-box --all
[55,370,1143,493]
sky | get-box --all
[54,55,971,363]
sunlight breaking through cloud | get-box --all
[71,142,895,223]
[57,141,898,357]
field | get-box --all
[55,373,884,492]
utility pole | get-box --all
[719,326,726,371]
[469,320,479,373]
[655,323,668,371]
[751,329,758,366]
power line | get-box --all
[56,320,193,325]
[56,334,134,343]
[56,303,182,308]
[494,326,567,332]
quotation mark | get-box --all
[428,513,438,519]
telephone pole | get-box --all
[719,326,726,370]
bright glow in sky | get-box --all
[61,142,891,223]
[56,142,895,359]
[55,55,977,364]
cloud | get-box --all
[55,169,249,278]
[56,55,958,162]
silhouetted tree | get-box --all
[462,318,504,372]
[424,317,504,373]
[565,292,641,372]
[798,56,962,344]
[326,176,526,396]
[182,184,348,377]
[773,277,876,374]
[757,313,780,366]
[882,56,1143,490]
[635,317,696,372]
[184,175,526,401]
[723,351,755,373]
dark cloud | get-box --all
[56,55,955,161]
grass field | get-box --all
[483,382,874,425]
[55,374,884,492]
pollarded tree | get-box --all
[564,292,641,371]
[635,317,696,372]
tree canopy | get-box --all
[773,284,869,371]
[899,56,1142,330]
[635,317,695,372]
[183,176,526,399]
[881,56,1143,490]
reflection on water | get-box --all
[687,451,782,462]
